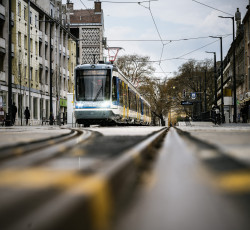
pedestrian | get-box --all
[212,104,220,125]
[11,102,17,125]
[24,107,30,125]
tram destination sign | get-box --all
[181,101,193,105]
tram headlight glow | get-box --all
[75,102,83,108]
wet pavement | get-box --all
[115,127,250,230]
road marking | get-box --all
[0,168,112,230]
[13,147,24,155]
[71,148,86,156]
[216,170,250,193]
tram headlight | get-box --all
[75,102,83,108]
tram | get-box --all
[74,63,151,126]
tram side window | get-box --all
[119,80,123,106]
[141,100,144,115]
[130,91,136,111]
[124,84,128,107]
[104,74,110,100]
[138,98,141,114]
[112,77,117,101]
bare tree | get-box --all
[116,54,155,87]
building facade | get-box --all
[217,7,247,123]
[242,3,250,122]
[0,0,13,123]
[0,0,76,125]
[67,1,105,65]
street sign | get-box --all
[181,101,193,105]
[190,92,196,99]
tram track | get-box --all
[0,127,168,230]
[0,128,93,168]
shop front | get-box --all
[59,98,67,124]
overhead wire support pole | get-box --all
[28,0,31,113]
[219,16,237,123]
[49,21,53,125]
[7,0,12,126]
[210,36,224,123]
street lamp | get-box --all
[209,36,224,123]
[205,51,217,106]
[218,15,237,123]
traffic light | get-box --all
[183,89,186,98]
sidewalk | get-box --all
[177,122,250,166]
[0,125,71,148]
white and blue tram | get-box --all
[74,63,151,126]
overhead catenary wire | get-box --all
[107,34,232,42]
[191,0,233,16]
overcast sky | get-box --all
[63,0,248,78]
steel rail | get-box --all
[0,128,92,168]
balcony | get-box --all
[0,71,5,81]
[0,4,5,19]
[0,38,6,53]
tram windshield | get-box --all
[76,69,111,101]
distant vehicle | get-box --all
[74,63,151,127]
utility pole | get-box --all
[199,75,202,120]
[49,21,53,125]
[204,68,207,112]
[28,0,31,111]
[210,36,224,123]
[7,0,12,126]
[219,16,237,123]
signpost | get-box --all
[190,92,196,100]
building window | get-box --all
[18,2,21,17]
[35,70,38,82]
[24,66,27,79]
[33,97,38,119]
[45,70,48,84]
[45,45,48,60]
[24,35,27,50]
[18,32,21,47]
[30,38,33,53]
[40,99,43,119]
[35,15,37,27]
[30,11,32,24]
[39,41,42,57]
[35,42,38,55]
[24,6,27,21]
[39,68,42,84]
[30,67,33,81]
